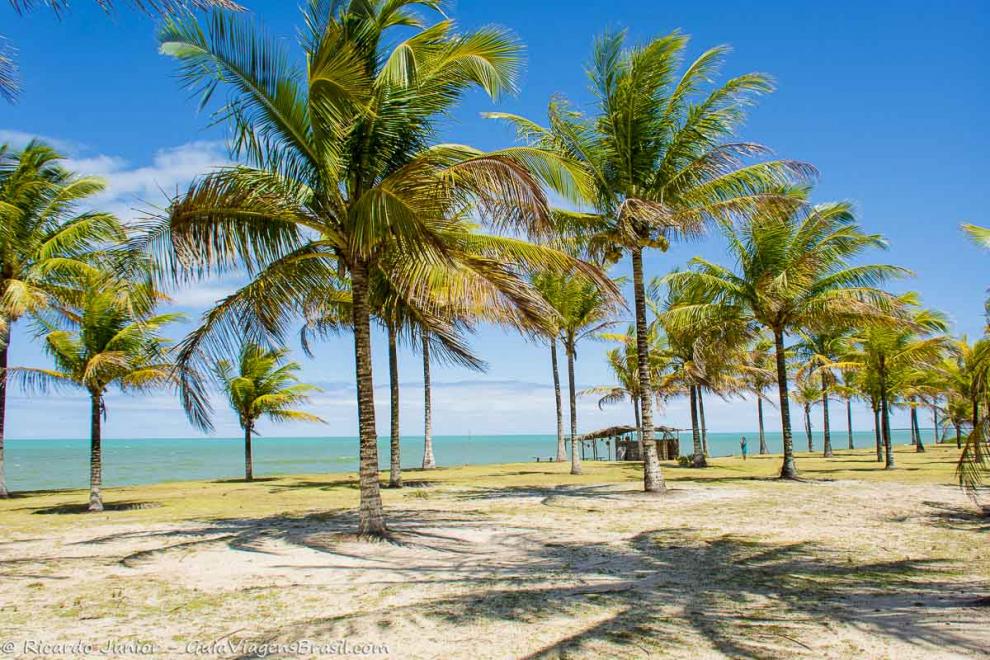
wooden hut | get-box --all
[571,425,680,461]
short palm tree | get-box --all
[11,276,184,511]
[848,295,949,469]
[795,329,854,458]
[535,271,619,474]
[791,376,821,452]
[664,199,907,478]
[744,335,776,455]
[652,276,751,467]
[146,2,597,536]
[0,141,124,497]
[213,342,324,481]
[492,30,813,492]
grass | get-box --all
[0,442,969,535]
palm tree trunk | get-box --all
[873,405,883,461]
[804,402,813,452]
[690,385,706,467]
[913,404,926,452]
[932,404,939,444]
[550,338,565,462]
[244,421,254,481]
[635,397,646,461]
[879,358,894,469]
[89,391,103,512]
[773,328,797,479]
[698,387,709,457]
[350,259,386,536]
[821,375,832,458]
[387,325,401,489]
[421,333,435,470]
[846,398,854,449]
[0,324,9,499]
[635,395,644,459]
[566,337,582,475]
[757,397,768,455]
[631,247,664,492]
[955,423,962,449]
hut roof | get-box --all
[574,425,684,442]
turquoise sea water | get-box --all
[3,428,933,492]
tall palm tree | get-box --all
[11,276,185,511]
[0,141,125,497]
[664,199,907,478]
[535,271,619,474]
[213,342,324,481]
[492,30,812,492]
[146,2,598,536]
[848,295,948,469]
[531,275,566,463]
[421,331,435,469]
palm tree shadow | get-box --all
[25,501,162,515]
[244,522,989,657]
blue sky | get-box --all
[1,0,988,439]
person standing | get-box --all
[740,436,748,460]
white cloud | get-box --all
[64,140,231,222]
[0,129,80,152]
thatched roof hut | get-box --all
[571,425,683,460]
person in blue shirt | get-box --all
[740,436,748,460]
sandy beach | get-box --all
[1,444,987,659]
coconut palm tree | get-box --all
[795,329,855,458]
[10,276,186,511]
[744,335,776,454]
[213,342,324,481]
[652,276,751,467]
[792,376,821,452]
[0,141,125,497]
[491,30,813,492]
[146,2,598,536]
[420,332,435,469]
[535,271,620,474]
[588,327,643,434]
[663,199,907,478]
[848,295,949,469]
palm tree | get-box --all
[535,271,619,474]
[664,199,907,478]
[421,332,435,469]
[213,342,324,481]
[146,2,598,536]
[835,364,861,450]
[531,275,566,463]
[652,277,751,468]
[492,30,812,492]
[848,295,948,469]
[11,276,185,511]
[3,0,242,101]
[0,141,125,497]
[796,329,854,458]
[587,327,644,445]
[792,376,821,452]
[744,336,776,455]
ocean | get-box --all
[2,428,935,492]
